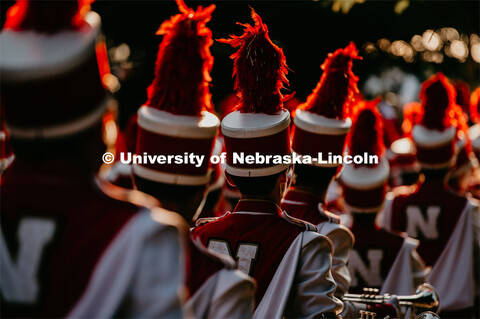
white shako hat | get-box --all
[341,99,390,213]
[408,72,468,169]
[1,0,110,139]
[292,42,362,167]
[219,8,292,178]
[133,0,220,186]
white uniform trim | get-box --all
[427,201,477,311]
[294,110,352,135]
[133,164,210,186]
[67,211,185,318]
[341,158,389,189]
[105,162,132,183]
[184,268,255,319]
[0,12,101,82]
[137,106,219,139]
[413,125,456,148]
[221,110,290,138]
[225,162,290,177]
[381,237,427,295]
[253,231,342,318]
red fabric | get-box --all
[2,53,105,130]
[346,98,384,168]
[0,160,137,318]
[224,126,290,169]
[146,1,215,115]
[349,214,404,293]
[291,125,347,157]
[298,42,361,120]
[389,152,417,168]
[3,0,93,33]
[218,9,289,115]
[191,199,303,307]
[415,141,454,166]
[416,73,470,153]
[389,180,467,266]
[185,239,224,297]
[342,184,386,210]
[136,126,215,175]
[420,73,460,132]
[281,188,329,226]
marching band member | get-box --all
[380,73,480,318]
[281,43,358,317]
[192,8,343,318]
[340,98,428,298]
[131,1,255,317]
[1,1,186,317]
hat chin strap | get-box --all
[7,98,108,140]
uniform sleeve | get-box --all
[284,233,343,319]
[326,227,354,299]
[120,225,185,318]
[207,269,256,319]
[469,199,480,298]
[376,195,394,231]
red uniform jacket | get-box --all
[348,214,404,293]
[388,181,466,266]
[0,160,138,317]
[192,199,304,307]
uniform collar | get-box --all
[233,199,283,216]
[284,187,324,206]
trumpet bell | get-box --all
[415,311,441,319]
[411,284,440,314]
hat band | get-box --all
[224,126,290,169]
[343,184,387,212]
[136,126,215,177]
[133,164,210,186]
[416,141,455,168]
[292,125,347,166]
[7,98,107,139]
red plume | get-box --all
[419,72,470,150]
[346,97,384,167]
[470,87,480,123]
[218,8,289,114]
[300,42,362,120]
[3,0,93,33]
[146,0,215,116]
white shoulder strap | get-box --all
[427,202,476,310]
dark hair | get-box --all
[294,164,337,191]
[134,175,205,203]
[229,170,285,197]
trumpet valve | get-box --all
[359,310,377,319]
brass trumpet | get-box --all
[343,283,440,314]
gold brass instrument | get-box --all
[344,283,440,315]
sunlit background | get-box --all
[3,0,478,129]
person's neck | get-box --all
[241,194,280,206]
